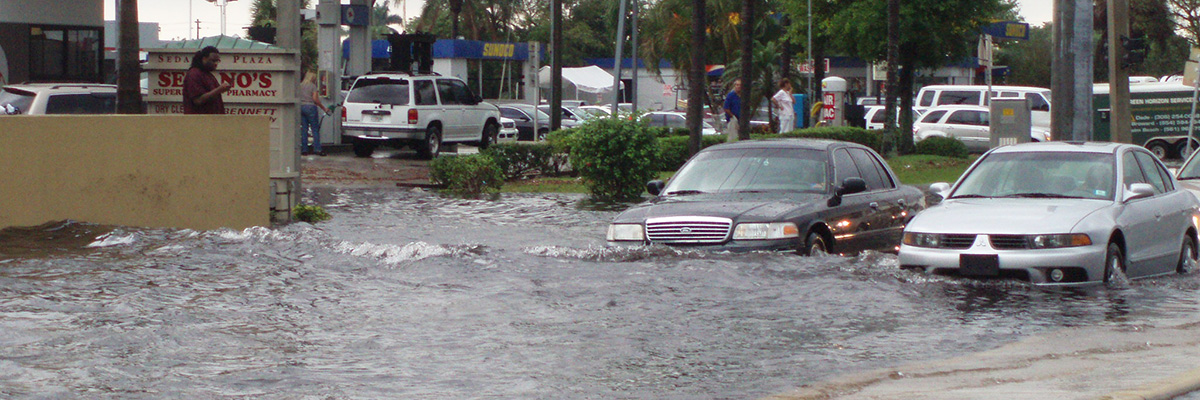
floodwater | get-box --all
[4,188,1200,399]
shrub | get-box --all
[914,136,969,159]
[428,154,505,198]
[778,126,883,153]
[293,204,331,223]
[657,135,728,171]
[568,117,661,201]
[482,142,559,180]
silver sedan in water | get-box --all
[899,142,1200,287]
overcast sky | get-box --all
[105,0,1054,43]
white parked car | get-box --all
[0,83,120,115]
[340,72,501,158]
[914,84,1051,129]
[641,111,718,135]
[913,105,1051,152]
[900,142,1200,287]
[864,105,922,130]
[498,117,519,143]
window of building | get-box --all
[29,26,102,82]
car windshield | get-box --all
[663,148,828,194]
[953,152,1115,200]
[347,78,409,105]
[0,88,36,115]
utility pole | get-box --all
[195,19,202,39]
[117,0,143,113]
[1051,0,1094,141]
[1107,0,1133,144]
[631,0,639,112]
[611,0,627,111]
[550,0,562,130]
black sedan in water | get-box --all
[607,139,927,255]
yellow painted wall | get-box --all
[0,115,270,230]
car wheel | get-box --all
[803,232,828,256]
[479,122,499,150]
[1147,141,1171,160]
[1178,235,1197,274]
[352,139,375,158]
[417,125,442,159]
[1104,242,1127,288]
[1178,141,1198,161]
[536,129,549,141]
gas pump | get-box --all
[821,77,846,126]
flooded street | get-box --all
[5,188,1200,398]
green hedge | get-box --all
[914,136,969,159]
[765,126,884,153]
[568,117,660,201]
[482,142,564,180]
[657,135,728,171]
[429,154,505,198]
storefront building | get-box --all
[0,1,104,85]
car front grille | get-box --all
[645,216,732,244]
[989,235,1029,250]
[939,234,977,249]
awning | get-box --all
[538,65,623,94]
[159,35,280,50]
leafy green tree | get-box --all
[995,24,1052,88]
[248,0,319,73]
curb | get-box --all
[1103,366,1200,400]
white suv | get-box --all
[341,72,502,158]
[913,105,1051,152]
[0,84,119,115]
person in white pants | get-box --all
[771,79,795,133]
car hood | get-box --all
[612,192,827,223]
[907,198,1112,234]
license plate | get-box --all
[365,115,384,123]
[959,254,999,276]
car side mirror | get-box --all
[1123,183,1156,202]
[929,182,951,199]
[828,177,867,207]
[646,180,665,196]
[838,177,868,196]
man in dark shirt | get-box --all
[182,46,231,114]
[722,78,743,140]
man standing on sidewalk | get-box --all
[182,46,231,115]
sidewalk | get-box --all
[765,321,1200,400]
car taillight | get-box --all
[408,109,418,124]
[341,107,346,122]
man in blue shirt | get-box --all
[722,79,743,140]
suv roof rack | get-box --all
[363,70,441,76]
[47,84,115,90]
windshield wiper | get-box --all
[948,194,990,199]
[999,193,1084,199]
[665,190,706,196]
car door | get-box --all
[499,107,532,140]
[944,110,990,151]
[1026,92,1052,129]
[435,79,465,140]
[1117,150,1179,276]
[1133,151,1191,274]
[447,79,485,140]
[827,148,884,254]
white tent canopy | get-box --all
[538,65,624,93]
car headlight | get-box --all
[732,222,799,240]
[902,232,940,248]
[1029,234,1091,249]
[607,224,645,241]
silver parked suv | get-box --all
[0,84,119,115]
[341,72,501,158]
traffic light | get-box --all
[1121,35,1147,70]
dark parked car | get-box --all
[498,104,578,141]
[606,139,926,255]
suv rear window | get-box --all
[45,93,116,114]
[347,78,409,105]
[0,88,36,115]
[937,91,981,106]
